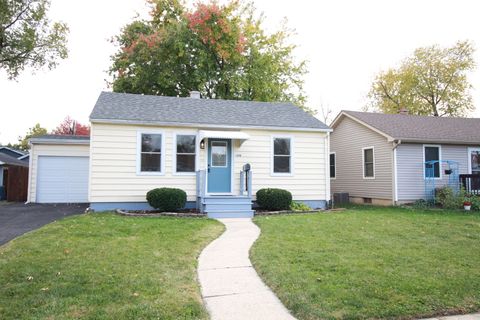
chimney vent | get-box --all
[398,107,409,115]
[189,91,201,99]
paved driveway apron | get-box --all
[198,218,296,320]
[0,203,87,245]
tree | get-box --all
[51,116,90,136]
[0,0,69,79]
[367,41,475,117]
[109,0,308,110]
[13,123,47,150]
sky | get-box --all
[1,0,480,144]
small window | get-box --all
[140,133,162,172]
[330,153,336,178]
[273,137,291,173]
[363,147,374,178]
[425,146,440,178]
[176,135,196,173]
[211,141,227,167]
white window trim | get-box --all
[467,147,480,174]
[136,130,165,176]
[329,152,336,179]
[362,146,375,179]
[271,135,294,176]
[423,144,442,180]
[173,132,198,175]
[210,141,229,168]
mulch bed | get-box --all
[116,209,206,218]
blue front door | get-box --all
[207,139,232,193]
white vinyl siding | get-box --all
[90,123,329,203]
[396,143,473,201]
[28,144,90,202]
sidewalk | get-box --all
[197,218,296,320]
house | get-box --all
[0,153,29,201]
[27,91,332,218]
[330,110,480,205]
[0,146,27,159]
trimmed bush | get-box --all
[256,188,292,211]
[146,188,187,212]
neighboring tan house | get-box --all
[28,91,332,218]
[330,111,480,205]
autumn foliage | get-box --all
[52,116,90,136]
[110,0,308,110]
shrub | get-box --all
[468,195,480,211]
[290,201,312,211]
[435,187,463,209]
[256,188,292,211]
[146,188,187,212]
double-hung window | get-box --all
[424,145,441,178]
[330,153,336,178]
[272,137,292,174]
[176,134,196,173]
[363,147,375,178]
[139,133,163,173]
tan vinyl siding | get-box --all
[330,116,393,201]
[28,144,90,202]
[396,143,473,201]
[89,123,328,203]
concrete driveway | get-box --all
[0,202,88,245]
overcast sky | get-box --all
[1,0,479,144]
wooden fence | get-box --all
[5,166,29,202]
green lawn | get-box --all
[0,213,223,320]
[251,206,480,319]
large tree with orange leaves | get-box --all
[109,0,308,110]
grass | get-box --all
[251,206,480,319]
[0,213,223,320]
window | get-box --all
[139,133,163,173]
[176,134,196,173]
[330,153,336,178]
[424,145,440,178]
[363,147,375,178]
[211,141,228,167]
[273,137,291,174]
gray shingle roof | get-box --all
[89,92,330,130]
[342,111,480,144]
[0,153,29,167]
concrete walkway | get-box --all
[422,314,480,320]
[198,218,296,320]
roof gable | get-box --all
[89,92,330,131]
[334,111,480,145]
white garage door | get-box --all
[37,156,89,203]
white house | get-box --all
[28,91,332,218]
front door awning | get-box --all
[198,130,250,143]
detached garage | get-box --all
[28,135,90,203]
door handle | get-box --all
[207,164,211,173]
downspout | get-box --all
[392,140,402,205]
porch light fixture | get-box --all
[200,139,205,149]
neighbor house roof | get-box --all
[0,153,29,167]
[332,111,480,145]
[0,146,26,158]
[29,135,90,145]
[89,92,331,131]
